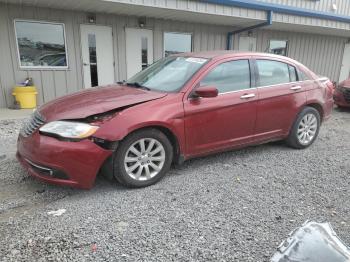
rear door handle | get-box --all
[240,93,256,99]
[290,85,302,91]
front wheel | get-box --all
[286,107,321,149]
[113,128,173,188]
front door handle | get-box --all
[240,93,256,99]
[290,85,302,91]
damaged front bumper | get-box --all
[17,131,113,189]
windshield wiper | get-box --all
[126,82,151,91]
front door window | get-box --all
[200,60,251,93]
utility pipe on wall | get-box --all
[226,10,273,50]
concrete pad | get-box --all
[0,108,34,120]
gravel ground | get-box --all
[0,108,349,261]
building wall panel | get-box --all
[233,29,346,80]
[258,0,350,16]
[0,2,347,108]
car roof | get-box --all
[174,50,296,62]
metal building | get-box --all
[0,0,349,108]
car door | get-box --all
[254,59,307,141]
[183,58,258,157]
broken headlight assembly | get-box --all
[39,121,99,140]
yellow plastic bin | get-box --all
[12,86,37,109]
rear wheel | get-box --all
[113,128,173,188]
[286,107,320,149]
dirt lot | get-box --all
[0,108,349,261]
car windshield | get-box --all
[126,56,208,92]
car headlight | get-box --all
[39,121,99,139]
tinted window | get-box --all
[127,56,208,92]
[297,68,310,81]
[15,20,67,68]
[256,60,290,86]
[200,60,250,93]
[289,65,297,82]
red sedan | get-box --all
[17,51,334,189]
[333,78,350,108]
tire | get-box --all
[113,128,173,188]
[286,107,321,149]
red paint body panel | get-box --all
[255,83,307,140]
[40,84,167,121]
[17,131,112,189]
[184,90,258,156]
[16,51,334,189]
[93,93,187,154]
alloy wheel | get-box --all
[297,113,318,145]
[124,138,166,181]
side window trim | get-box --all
[288,64,297,82]
[219,59,254,95]
[254,58,304,88]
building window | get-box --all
[268,40,288,56]
[14,20,68,68]
[164,32,192,57]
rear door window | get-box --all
[256,60,290,86]
[288,65,297,82]
[297,68,310,81]
[200,60,251,93]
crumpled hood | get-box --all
[39,84,167,121]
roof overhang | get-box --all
[1,0,350,37]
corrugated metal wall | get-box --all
[0,3,230,108]
[233,29,346,81]
[258,0,350,16]
[104,0,350,31]
[0,2,347,108]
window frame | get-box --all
[254,59,297,88]
[288,64,298,82]
[14,19,69,70]
[163,31,193,57]
[296,68,311,81]
[198,58,253,95]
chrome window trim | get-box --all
[255,79,315,89]
[218,87,257,96]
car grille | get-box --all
[343,89,350,103]
[20,110,46,137]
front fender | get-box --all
[93,94,186,154]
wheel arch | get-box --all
[122,124,183,165]
[98,124,183,181]
[304,103,324,122]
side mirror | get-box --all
[193,86,218,98]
